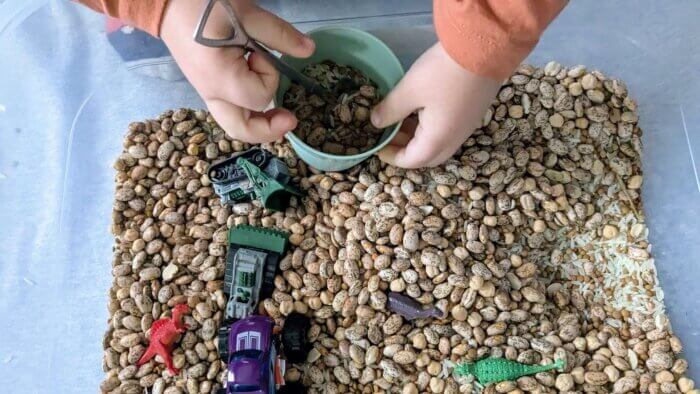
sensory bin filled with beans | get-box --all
[103,62,695,394]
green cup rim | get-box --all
[279,26,405,162]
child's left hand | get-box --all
[371,43,501,168]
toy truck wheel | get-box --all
[281,313,311,364]
[278,382,307,394]
[269,341,277,394]
[260,253,280,300]
[217,326,230,363]
[251,150,266,166]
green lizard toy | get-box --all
[454,357,565,386]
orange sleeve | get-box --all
[434,0,567,80]
[76,0,168,37]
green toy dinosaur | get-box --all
[454,357,565,386]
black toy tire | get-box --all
[251,149,266,166]
[278,381,307,394]
[272,335,281,352]
[281,313,311,364]
[218,326,230,363]
[260,253,280,300]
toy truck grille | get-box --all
[225,248,267,320]
[237,271,256,288]
[223,225,289,321]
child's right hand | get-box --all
[160,0,315,142]
[372,43,500,168]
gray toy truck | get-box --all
[208,147,301,211]
[222,225,288,321]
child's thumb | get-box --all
[371,77,419,129]
[242,7,315,58]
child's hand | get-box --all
[371,43,501,168]
[161,0,314,142]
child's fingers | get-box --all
[378,124,443,169]
[206,99,297,143]
[240,5,315,58]
[387,117,418,147]
[248,51,279,94]
[209,55,274,111]
[379,111,465,168]
[380,137,457,169]
[388,131,412,147]
[215,42,289,111]
[245,108,297,140]
[378,145,429,169]
[371,73,421,129]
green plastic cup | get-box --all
[275,27,405,172]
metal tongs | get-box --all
[193,0,331,98]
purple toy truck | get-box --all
[218,313,311,394]
[220,316,279,394]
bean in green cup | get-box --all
[275,27,405,172]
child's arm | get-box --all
[75,0,167,36]
[75,0,314,143]
[374,0,567,168]
[435,0,567,80]
[75,1,566,168]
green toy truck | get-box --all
[222,225,288,321]
[208,147,301,211]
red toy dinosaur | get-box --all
[137,304,190,375]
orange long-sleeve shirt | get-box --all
[77,0,566,80]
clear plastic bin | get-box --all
[1,1,698,392]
